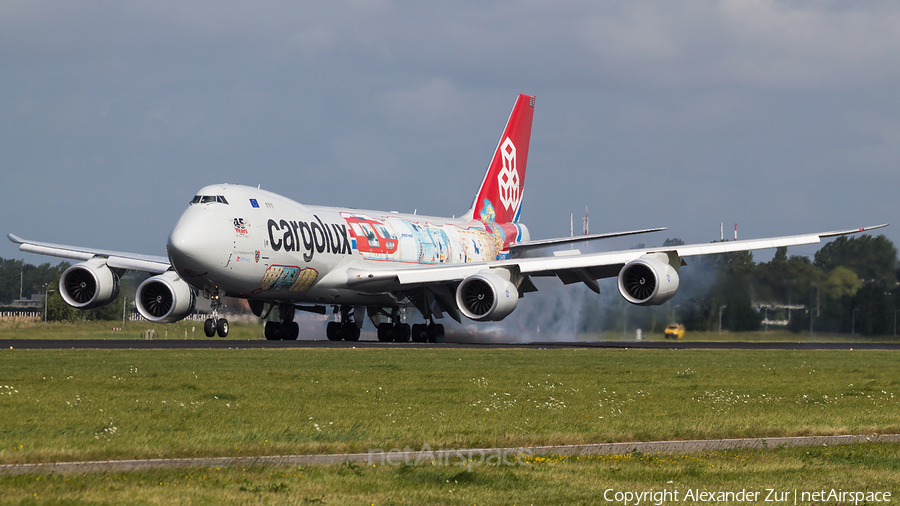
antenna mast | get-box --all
[583,206,589,235]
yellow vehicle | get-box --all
[664,323,685,339]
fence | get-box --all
[127,312,259,324]
[0,311,41,320]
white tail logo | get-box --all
[497,137,520,212]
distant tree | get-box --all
[0,257,70,304]
[45,286,76,322]
[815,235,897,288]
[813,235,899,334]
[701,248,755,276]
[754,249,822,309]
[820,266,862,300]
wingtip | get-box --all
[819,223,890,238]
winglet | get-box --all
[7,234,24,244]
[818,223,889,238]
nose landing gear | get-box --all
[203,291,228,338]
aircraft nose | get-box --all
[167,222,200,262]
[167,208,227,273]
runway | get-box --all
[2,339,900,350]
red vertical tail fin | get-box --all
[465,94,535,224]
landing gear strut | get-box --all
[203,290,228,338]
[326,305,361,341]
[264,303,300,340]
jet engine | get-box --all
[456,271,518,321]
[135,271,197,323]
[617,254,680,306]
[59,258,120,309]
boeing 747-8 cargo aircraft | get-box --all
[9,95,886,341]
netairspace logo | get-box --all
[368,444,532,472]
[603,488,892,505]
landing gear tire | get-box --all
[411,324,428,343]
[265,322,281,340]
[393,323,411,343]
[341,322,360,342]
[204,318,216,338]
[427,323,444,343]
[326,321,342,341]
[285,321,300,340]
[216,318,229,338]
[377,322,394,342]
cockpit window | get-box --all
[191,195,230,205]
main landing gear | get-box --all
[411,321,444,343]
[376,308,411,342]
[264,303,300,340]
[203,292,228,338]
[326,305,361,341]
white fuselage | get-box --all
[166,184,528,305]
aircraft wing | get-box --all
[509,227,668,255]
[7,234,171,274]
[346,224,890,294]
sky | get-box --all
[2,1,899,267]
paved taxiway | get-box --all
[3,339,900,350]
[2,434,898,476]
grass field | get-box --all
[2,347,900,464]
[0,319,266,341]
[1,444,898,505]
[1,337,899,503]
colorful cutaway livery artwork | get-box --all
[341,212,523,264]
[254,210,524,294]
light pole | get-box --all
[43,284,54,323]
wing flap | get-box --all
[510,227,667,254]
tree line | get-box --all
[681,234,899,335]
[510,234,899,337]
[577,234,899,336]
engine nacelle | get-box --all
[135,271,197,323]
[59,258,120,309]
[617,255,680,306]
[456,271,518,321]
